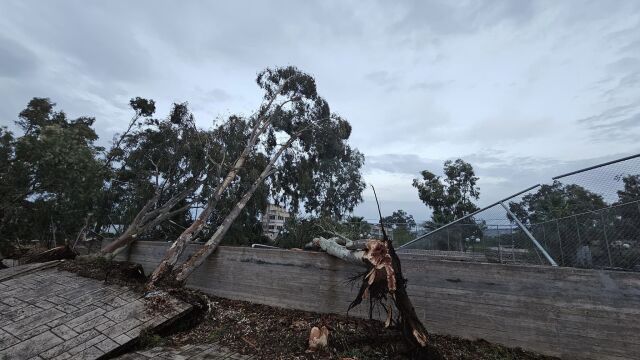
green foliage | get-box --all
[413,159,480,227]
[104,101,209,241]
[508,182,612,267]
[617,174,640,204]
[382,209,417,245]
[508,181,606,224]
[258,66,365,219]
[1,66,366,249]
[1,98,105,245]
[276,216,326,249]
[276,215,375,248]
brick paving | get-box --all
[115,344,256,359]
[0,262,191,360]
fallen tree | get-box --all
[146,78,293,286]
[100,180,202,255]
[100,102,210,256]
[146,66,360,287]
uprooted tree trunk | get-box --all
[146,80,294,288]
[147,125,262,286]
[171,135,298,283]
[100,181,201,255]
[313,236,440,358]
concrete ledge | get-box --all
[113,241,640,360]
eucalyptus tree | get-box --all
[508,181,606,224]
[149,66,363,285]
[1,98,105,246]
[101,101,210,254]
[413,159,480,227]
[274,145,365,218]
[0,127,30,250]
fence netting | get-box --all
[396,154,640,271]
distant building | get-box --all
[262,204,290,241]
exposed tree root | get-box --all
[312,235,442,359]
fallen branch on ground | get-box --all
[20,244,77,264]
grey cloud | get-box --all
[366,154,441,176]
[607,57,640,74]
[0,36,38,78]
[207,89,232,102]
[188,88,234,114]
[409,80,451,91]
[619,39,640,55]
[1,1,639,221]
[578,101,640,141]
[102,1,367,68]
[2,2,154,83]
[364,70,402,91]
[390,0,535,36]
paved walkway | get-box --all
[116,344,255,359]
[0,262,191,359]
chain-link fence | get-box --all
[342,222,426,245]
[397,153,640,271]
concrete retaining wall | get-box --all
[119,241,640,360]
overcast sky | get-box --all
[1,0,639,221]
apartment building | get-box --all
[262,204,290,240]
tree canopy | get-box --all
[508,181,606,225]
[0,67,366,254]
[412,159,480,227]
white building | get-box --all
[262,204,290,240]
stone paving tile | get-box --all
[50,325,78,341]
[1,331,63,360]
[16,324,51,341]
[0,261,60,282]
[0,329,21,350]
[4,308,65,336]
[0,266,191,360]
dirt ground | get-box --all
[164,296,557,360]
[56,258,557,360]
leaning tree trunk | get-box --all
[146,198,216,287]
[173,136,296,283]
[147,132,260,287]
[146,88,295,287]
[101,181,199,254]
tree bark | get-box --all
[312,237,366,266]
[173,136,296,282]
[146,117,265,287]
[146,199,215,287]
[101,180,199,254]
[145,87,297,287]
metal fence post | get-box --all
[446,228,450,251]
[510,225,515,263]
[500,202,558,266]
[574,216,582,245]
[498,225,503,264]
[555,219,565,266]
[601,210,613,267]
